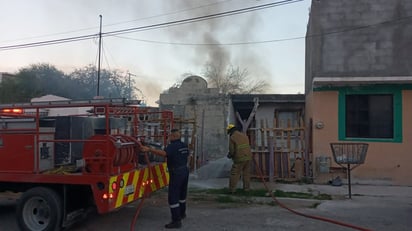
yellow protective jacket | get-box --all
[229,130,252,163]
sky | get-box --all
[0,0,311,106]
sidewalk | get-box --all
[189,175,412,198]
[188,175,412,231]
[190,157,412,199]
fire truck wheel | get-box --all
[16,187,63,231]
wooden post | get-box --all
[259,119,265,177]
[263,119,273,182]
[287,118,291,178]
[236,97,259,134]
[273,118,278,178]
[269,134,274,182]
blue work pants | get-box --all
[168,167,189,222]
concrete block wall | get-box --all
[306,0,412,92]
[159,76,229,162]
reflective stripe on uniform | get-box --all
[170,203,180,208]
[237,143,250,150]
[179,199,186,203]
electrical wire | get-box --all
[113,34,302,46]
[104,0,236,28]
[101,42,120,70]
[0,0,303,51]
[101,43,112,71]
[93,38,100,69]
[113,13,412,46]
[2,0,412,51]
[0,0,234,44]
[3,1,410,50]
[0,33,97,51]
[102,0,304,37]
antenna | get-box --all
[97,15,103,96]
[127,72,135,99]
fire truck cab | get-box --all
[0,98,171,231]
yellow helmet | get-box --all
[226,124,235,133]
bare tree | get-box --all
[202,62,269,95]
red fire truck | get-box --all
[0,98,172,230]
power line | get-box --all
[114,14,412,46]
[312,14,412,38]
[0,33,97,51]
[0,0,234,44]
[103,0,235,28]
[102,0,304,37]
[3,0,409,50]
[113,34,303,46]
[0,0,303,51]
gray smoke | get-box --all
[164,0,271,85]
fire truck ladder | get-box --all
[0,98,142,109]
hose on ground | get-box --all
[253,158,372,231]
[129,147,372,230]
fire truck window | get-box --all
[0,138,3,147]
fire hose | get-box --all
[129,151,152,231]
[252,158,373,231]
[129,139,155,231]
[128,142,373,231]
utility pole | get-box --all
[127,72,136,99]
[97,15,102,97]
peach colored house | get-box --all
[305,0,412,186]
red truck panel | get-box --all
[0,134,35,173]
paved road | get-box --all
[1,180,411,231]
[70,191,410,231]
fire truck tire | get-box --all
[16,187,63,231]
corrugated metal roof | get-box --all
[230,94,305,103]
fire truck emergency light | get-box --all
[102,193,114,200]
[1,108,23,114]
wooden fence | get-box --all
[249,118,305,181]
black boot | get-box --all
[165,221,182,229]
[166,207,182,228]
[180,202,186,219]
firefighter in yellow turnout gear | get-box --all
[226,124,252,193]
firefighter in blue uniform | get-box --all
[141,128,189,229]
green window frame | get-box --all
[338,86,402,143]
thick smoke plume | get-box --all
[164,0,272,88]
